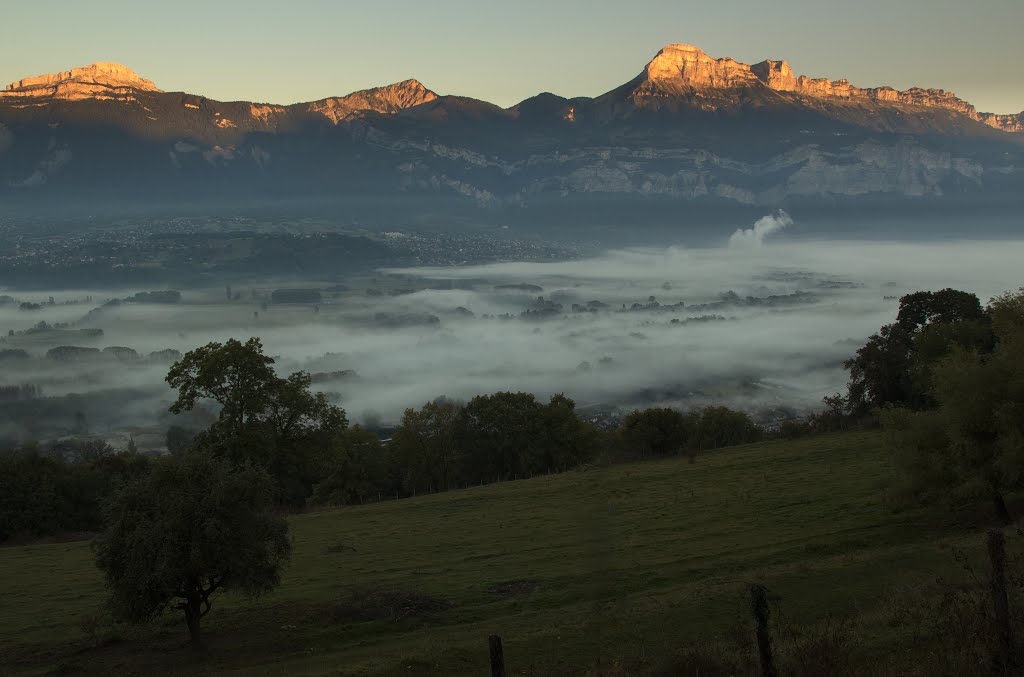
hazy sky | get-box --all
[3,0,1023,113]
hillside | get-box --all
[1,44,1023,223]
[1,429,1018,675]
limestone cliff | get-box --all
[1,62,161,103]
[979,111,1024,133]
[641,44,760,92]
[633,44,1020,132]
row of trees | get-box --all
[315,392,601,505]
[2,337,777,541]
[157,337,770,509]
[2,336,769,644]
[0,447,150,542]
[620,405,763,457]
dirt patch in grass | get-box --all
[1,531,95,548]
[486,579,539,596]
[327,587,452,623]
[325,540,357,554]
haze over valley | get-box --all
[3,213,1021,451]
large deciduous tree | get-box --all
[844,289,991,414]
[166,338,348,505]
[621,407,695,457]
[167,337,276,442]
[454,392,597,483]
[883,289,1024,523]
[93,453,290,646]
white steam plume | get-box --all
[729,210,794,248]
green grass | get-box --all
[0,430,1012,675]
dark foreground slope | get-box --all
[2,430,1020,675]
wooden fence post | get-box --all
[987,530,1015,675]
[750,584,778,677]
[488,634,505,677]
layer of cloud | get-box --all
[2,238,1022,441]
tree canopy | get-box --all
[620,406,762,457]
[882,288,1024,522]
[93,453,290,645]
[166,338,348,506]
[453,392,598,483]
[844,288,991,414]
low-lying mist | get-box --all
[2,232,1022,450]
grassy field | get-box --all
[0,430,1016,676]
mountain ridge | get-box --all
[2,46,1021,131]
[1,44,1022,217]
[634,44,1021,132]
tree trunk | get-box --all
[750,584,778,677]
[987,530,1015,674]
[993,492,1012,525]
[184,595,203,648]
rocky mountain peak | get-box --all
[633,43,1020,132]
[305,79,438,123]
[750,59,797,90]
[642,44,759,92]
[2,62,161,102]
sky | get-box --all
[3,0,1023,114]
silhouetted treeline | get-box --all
[620,406,763,457]
[0,442,151,542]
[0,384,41,402]
[309,394,766,507]
[314,392,601,505]
[0,336,776,542]
[0,393,766,541]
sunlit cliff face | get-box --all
[1,62,161,102]
[634,44,1020,130]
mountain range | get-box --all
[2,44,1022,227]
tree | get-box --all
[895,288,987,330]
[166,338,348,505]
[694,406,762,450]
[166,338,277,446]
[0,449,150,543]
[455,392,546,482]
[93,454,290,646]
[883,289,1024,523]
[451,392,597,483]
[261,371,348,504]
[390,399,462,494]
[621,407,695,457]
[0,451,62,541]
[845,322,915,413]
[310,425,391,505]
[844,289,991,413]
[536,394,600,471]
[166,425,196,455]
